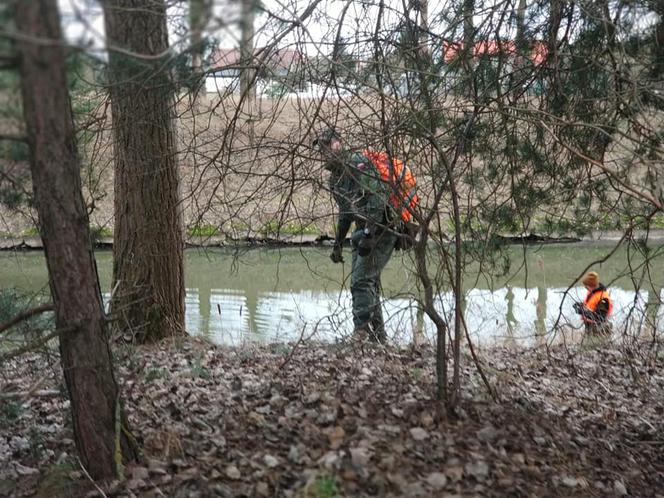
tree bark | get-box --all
[15,0,137,480]
[103,0,185,343]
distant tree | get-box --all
[331,36,358,84]
[14,0,137,479]
[190,0,212,76]
[239,0,257,142]
[102,0,185,343]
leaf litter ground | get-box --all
[1,338,663,497]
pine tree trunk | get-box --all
[15,0,137,480]
[103,0,185,343]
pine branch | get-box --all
[0,329,59,362]
[0,55,18,70]
[0,133,27,143]
[540,120,664,211]
[0,304,54,336]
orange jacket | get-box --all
[582,285,613,324]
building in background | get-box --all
[205,46,306,96]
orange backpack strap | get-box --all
[362,149,419,222]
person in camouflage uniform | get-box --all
[313,128,398,343]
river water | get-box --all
[1,244,662,346]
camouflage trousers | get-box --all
[350,228,398,341]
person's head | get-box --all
[582,271,599,290]
[313,127,343,162]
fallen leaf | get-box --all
[465,460,489,480]
[614,480,627,496]
[410,427,428,441]
[350,447,371,467]
[326,426,346,449]
[263,454,279,468]
[225,465,241,480]
[425,472,448,490]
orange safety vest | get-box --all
[582,287,613,324]
[362,150,419,222]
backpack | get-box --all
[362,149,419,223]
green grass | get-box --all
[651,214,664,229]
[89,224,113,240]
[21,227,40,237]
[187,224,221,237]
[308,475,340,498]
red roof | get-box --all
[209,47,305,72]
[442,40,548,66]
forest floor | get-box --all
[1,337,664,497]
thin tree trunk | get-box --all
[515,0,527,46]
[103,0,185,343]
[414,234,448,405]
[15,0,137,479]
[512,0,527,101]
[462,0,474,44]
[190,0,210,75]
[240,0,256,142]
[547,0,564,99]
[418,0,428,56]
[190,0,211,106]
[462,0,475,98]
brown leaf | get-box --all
[326,426,346,449]
[225,465,241,480]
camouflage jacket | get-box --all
[327,151,392,243]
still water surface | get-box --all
[1,244,662,346]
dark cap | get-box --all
[312,127,340,148]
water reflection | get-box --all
[171,285,664,346]
[3,246,662,347]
